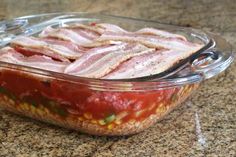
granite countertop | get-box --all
[0,0,235,156]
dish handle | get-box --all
[191,33,234,79]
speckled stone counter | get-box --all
[0,0,235,156]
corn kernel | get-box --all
[44,108,50,114]
[156,105,166,114]
[84,112,92,119]
[36,109,44,116]
[30,105,35,112]
[107,124,114,130]
[129,119,136,124]
[98,120,106,125]
[20,103,26,110]
[114,120,122,125]
[23,102,28,107]
[79,117,84,121]
[3,95,8,101]
[135,109,145,117]
[25,104,30,111]
[9,99,15,105]
[91,120,97,124]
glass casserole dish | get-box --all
[0,13,233,136]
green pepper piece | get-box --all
[31,101,37,107]
[0,87,16,100]
[56,108,68,117]
[47,101,68,117]
[104,114,116,124]
[0,87,6,94]
[23,98,38,107]
[9,94,16,101]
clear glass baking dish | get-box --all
[0,12,233,136]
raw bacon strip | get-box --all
[96,24,185,40]
[39,27,93,45]
[13,46,70,62]
[66,23,104,34]
[11,36,83,61]
[96,23,128,33]
[64,24,101,40]
[40,24,131,48]
[104,49,196,79]
[136,28,187,41]
[0,47,68,72]
[64,43,128,73]
[39,23,126,46]
[39,25,101,45]
[74,29,100,40]
[41,38,88,52]
[66,44,155,78]
[97,31,201,51]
